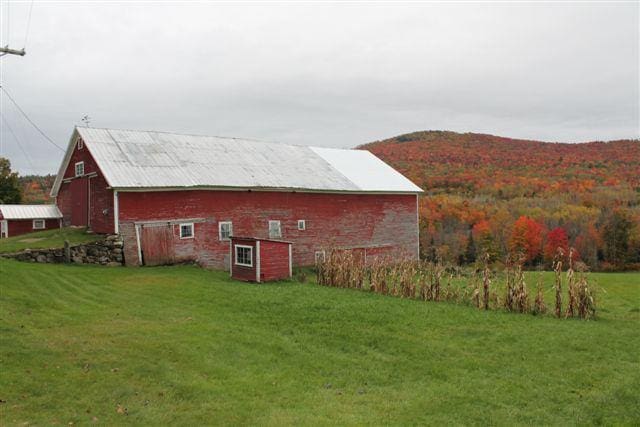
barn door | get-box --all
[140,224,175,266]
[70,178,89,226]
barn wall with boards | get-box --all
[118,190,418,269]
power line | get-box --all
[0,85,65,151]
[1,112,37,171]
[23,0,34,49]
[6,0,10,46]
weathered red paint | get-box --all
[258,239,291,282]
[1,218,60,238]
[70,178,88,226]
[118,190,418,269]
[230,238,258,282]
[56,137,114,234]
[229,237,292,282]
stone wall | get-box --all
[2,235,124,266]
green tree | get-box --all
[0,158,22,204]
[464,232,476,264]
[602,210,632,267]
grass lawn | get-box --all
[1,260,639,425]
[0,228,103,254]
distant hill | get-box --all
[18,175,55,204]
[361,131,640,270]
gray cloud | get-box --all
[0,2,638,175]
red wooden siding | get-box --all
[118,190,417,269]
[4,218,60,238]
[231,238,257,282]
[56,137,114,234]
[70,178,88,226]
[259,240,291,282]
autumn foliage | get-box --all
[361,131,640,270]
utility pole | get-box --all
[0,46,26,57]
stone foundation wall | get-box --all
[2,235,124,266]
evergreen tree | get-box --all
[464,232,476,264]
[602,210,632,267]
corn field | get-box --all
[315,248,597,320]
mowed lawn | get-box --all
[1,260,639,425]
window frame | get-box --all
[268,220,282,239]
[32,219,45,230]
[297,219,306,231]
[179,222,194,239]
[77,137,84,150]
[74,161,85,177]
[218,221,233,241]
[235,244,253,267]
[315,250,326,265]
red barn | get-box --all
[51,127,423,269]
[0,205,62,238]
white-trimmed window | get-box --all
[179,223,194,239]
[75,161,85,177]
[32,219,45,230]
[219,221,232,241]
[235,245,253,267]
[297,220,306,231]
[268,220,281,238]
[315,250,326,265]
[77,137,84,150]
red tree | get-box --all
[544,227,569,265]
[509,216,544,263]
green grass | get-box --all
[1,260,639,425]
[0,227,102,253]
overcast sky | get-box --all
[0,1,638,175]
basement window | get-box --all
[297,220,306,231]
[235,245,253,267]
[32,219,45,230]
[75,161,85,177]
[179,223,194,239]
[315,250,326,265]
[219,221,232,241]
[268,220,281,239]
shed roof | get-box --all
[51,127,423,196]
[0,204,62,220]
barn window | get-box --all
[219,221,232,240]
[77,137,84,150]
[268,220,281,238]
[179,223,194,239]
[235,245,253,267]
[315,250,326,265]
[297,220,306,231]
[75,161,85,177]
[32,219,45,230]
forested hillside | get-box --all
[18,174,55,204]
[362,131,640,270]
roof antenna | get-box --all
[81,115,91,127]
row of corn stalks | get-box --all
[315,248,597,320]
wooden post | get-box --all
[64,240,70,263]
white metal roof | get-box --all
[0,204,62,220]
[51,127,423,196]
